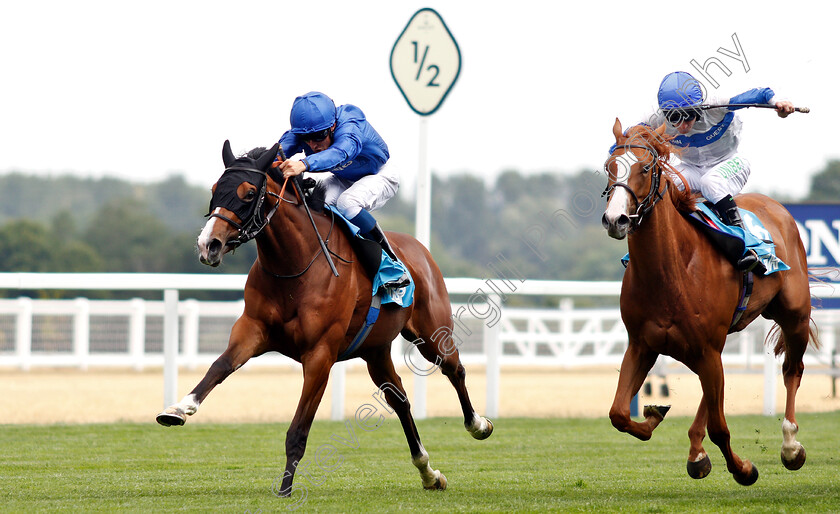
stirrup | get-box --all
[382,272,411,289]
[737,249,766,275]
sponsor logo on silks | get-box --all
[327,160,354,172]
[760,253,779,273]
[390,286,406,303]
[671,111,735,148]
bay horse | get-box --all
[156,141,493,494]
[601,119,818,485]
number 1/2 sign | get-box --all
[390,8,461,116]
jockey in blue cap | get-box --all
[644,71,795,274]
[276,91,409,288]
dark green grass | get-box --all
[2,412,840,512]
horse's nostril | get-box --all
[208,239,222,255]
[617,215,630,227]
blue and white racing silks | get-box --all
[279,104,390,182]
[640,88,777,168]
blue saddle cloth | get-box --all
[326,205,414,307]
[621,201,789,275]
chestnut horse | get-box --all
[601,120,818,486]
[156,141,493,494]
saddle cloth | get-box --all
[325,205,414,307]
[621,201,789,275]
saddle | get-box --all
[683,201,790,275]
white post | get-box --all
[413,116,431,420]
[129,298,146,371]
[15,297,32,371]
[163,289,179,408]
[763,321,778,416]
[330,361,346,421]
[73,298,90,371]
[182,299,200,371]
[485,294,501,418]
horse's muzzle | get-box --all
[602,212,630,240]
[198,238,224,267]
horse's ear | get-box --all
[613,118,623,142]
[654,123,667,138]
[256,143,280,171]
[222,140,236,168]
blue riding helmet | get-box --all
[657,71,704,111]
[289,92,337,134]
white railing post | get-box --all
[182,299,200,371]
[763,320,778,416]
[73,298,90,371]
[15,297,32,371]
[485,294,501,419]
[163,289,179,408]
[129,298,146,371]
[330,360,346,421]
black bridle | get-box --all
[206,166,283,249]
[601,144,669,229]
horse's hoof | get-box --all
[734,462,759,486]
[782,444,806,471]
[424,472,447,490]
[471,418,494,440]
[686,454,712,479]
[643,404,671,420]
[156,407,186,427]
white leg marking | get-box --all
[411,445,440,488]
[466,413,487,435]
[691,451,707,463]
[781,418,802,461]
[174,394,200,416]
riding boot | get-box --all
[367,223,411,288]
[714,196,767,275]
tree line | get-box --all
[1,160,837,299]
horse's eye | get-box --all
[244,190,256,201]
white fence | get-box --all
[1,273,839,419]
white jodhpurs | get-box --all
[322,165,400,219]
[667,154,751,203]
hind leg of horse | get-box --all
[157,317,265,426]
[686,400,712,479]
[609,342,666,440]
[276,347,334,497]
[364,347,447,490]
[778,321,810,470]
[402,327,493,440]
[694,354,758,485]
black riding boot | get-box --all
[367,223,411,288]
[714,196,767,275]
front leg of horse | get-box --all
[609,345,665,440]
[276,353,333,497]
[156,354,236,426]
[157,318,264,426]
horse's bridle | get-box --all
[207,166,285,248]
[601,143,669,229]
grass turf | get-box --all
[1,412,839,512]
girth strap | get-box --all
[730,271,754,330]
[337,293,383,361]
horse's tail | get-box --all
[766,318,821,357]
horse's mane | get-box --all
[623,124,698,213]
[243,147,326,212]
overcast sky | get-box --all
[1,1,836,200]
